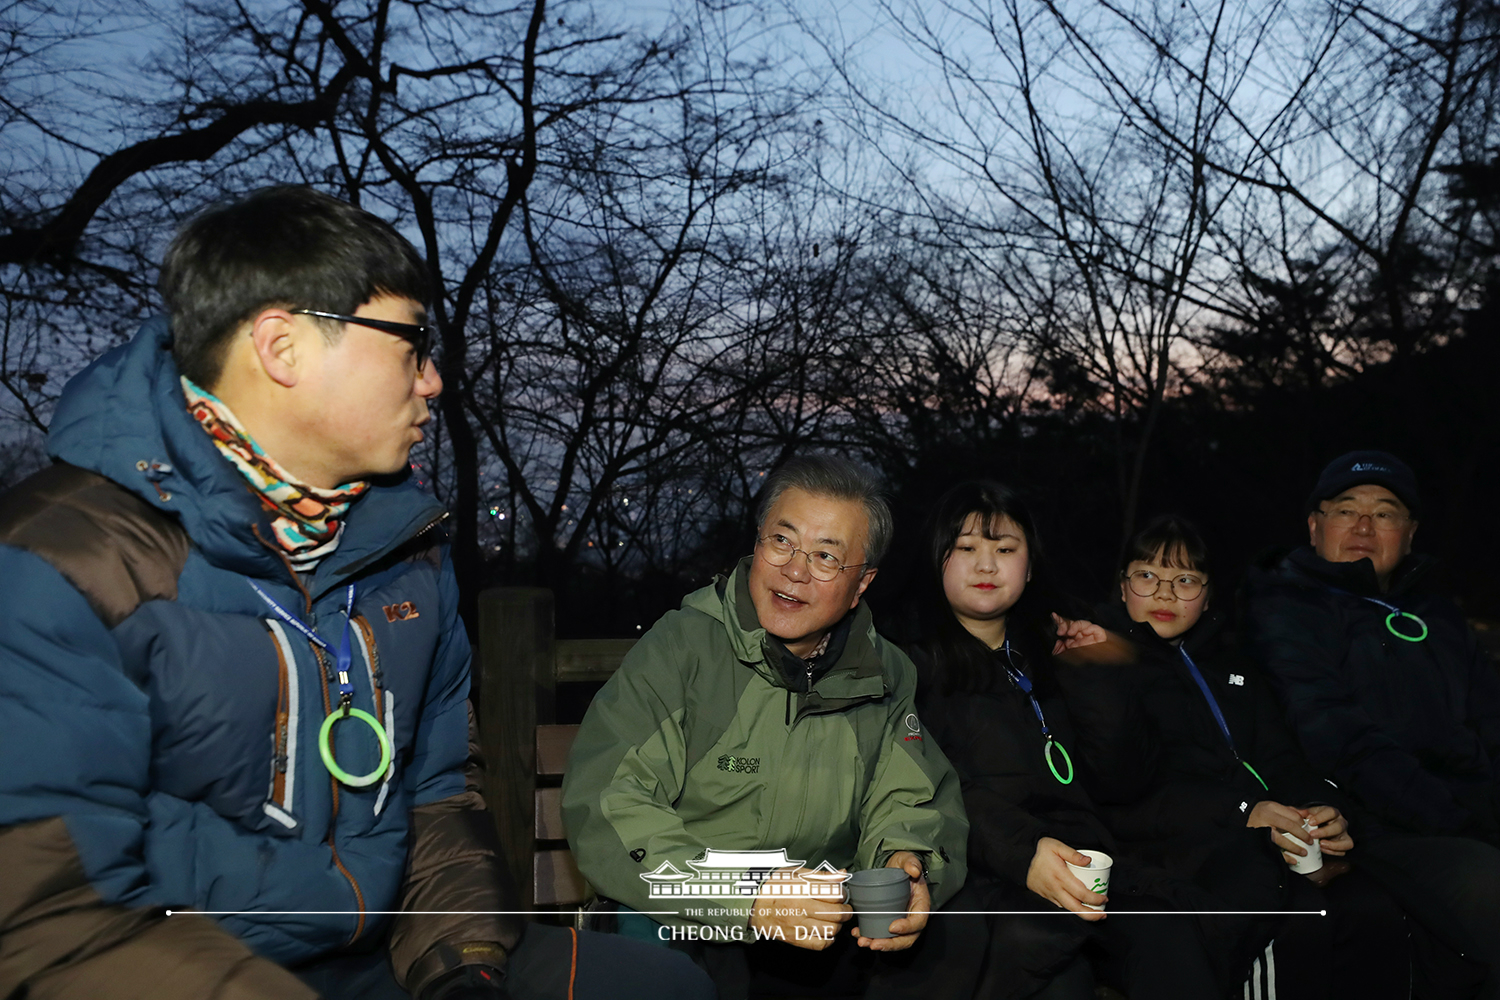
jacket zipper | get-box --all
[312,642,367,943]
[271,631,290,806]
[352,615,396,813]
[259,622,306,831]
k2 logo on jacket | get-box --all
[717,754,760,774]
[904,713,922,741]
[383,602,420,622]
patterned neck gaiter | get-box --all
[182,377,369,572]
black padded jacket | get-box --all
[1243,546,1500,843]
[1059,602,1338,871]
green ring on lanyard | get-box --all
[318,708,392,787]
[1385,610,1428,642]
[1044,738,1074,785]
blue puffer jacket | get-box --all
[0,318,514,995]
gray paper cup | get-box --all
[846,868,911,939]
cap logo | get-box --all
[1349,462,1391,473]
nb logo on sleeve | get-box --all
[383,602,420,622]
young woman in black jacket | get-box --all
[1061,515,1410,1000]
[910,482,1224,1000]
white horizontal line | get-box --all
[167,909,1327,917]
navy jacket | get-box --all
[1244,546,1500,842]
[0,318,516,996]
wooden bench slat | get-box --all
[534,848,588,906]
[535,787,567,840]
[555,638,637,683]
[536,724,578,777]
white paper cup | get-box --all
[1281,818,1323,874]
[1064,849,1113,911]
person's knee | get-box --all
[567,927,715,1000]
[646,946,716,1000]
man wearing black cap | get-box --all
[1245,450,1500,996]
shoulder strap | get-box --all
[0,462,191,627]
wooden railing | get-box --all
[474,588,634,914]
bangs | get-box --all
[1123,514,1211,577]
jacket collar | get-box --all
[686,556,887,702]
[1280,545,1433,598]
[1094,599,1229,661]
[47,316,445,595]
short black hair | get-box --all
[159,186,430,387]
[755,454,893,567]
[1121,514,1212,579]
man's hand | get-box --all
[1025,837,1106,921]
[1051,613,1108,655]
[852,851,929,951]
[1246,799,1311,862]
[1305,804,1353,856]
[750,868,851,951]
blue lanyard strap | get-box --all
[1328,586,1429,642]
[1001,641,1073,785]
[1179,647,1269,791]
[1002,641,1050,737]
[251,582,358,707]
[1179,648,1236,753]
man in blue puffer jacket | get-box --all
[0,187,712,1000]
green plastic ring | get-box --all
[1385,611,1428,643]
[1045,739,1074,785]
[318,708,392,787]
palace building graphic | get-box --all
[639,849,852,898]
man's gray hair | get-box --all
[754,454,893,568]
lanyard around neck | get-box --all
[251,581,357,704]
[1178,647,1268,791]
[249,581,391,788]
[1328,586,1428,642]
[1001,641,1073,785]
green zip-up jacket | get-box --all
[561,559,968,930]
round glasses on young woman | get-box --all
[756,533,866,582]
[1125,569,1206,601]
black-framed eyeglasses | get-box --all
[1124,569,1206,601]
[291,309,436,369]
[756,533,867,582]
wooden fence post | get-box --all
[476,587,556,914]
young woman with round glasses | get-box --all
[1061,514,1410,1000]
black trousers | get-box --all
[293,923,716,1000]
[1357,834,1500,1000]
[1189,827,1413,1000]
[1268,865,1411,1000]
[959,878,1221,1000]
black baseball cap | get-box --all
[1305,450,1421,517]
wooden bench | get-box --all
[475,588,634,918]
[533,723,585,909]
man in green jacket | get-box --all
[562,455,970,996]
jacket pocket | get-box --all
[262,619,303,831]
